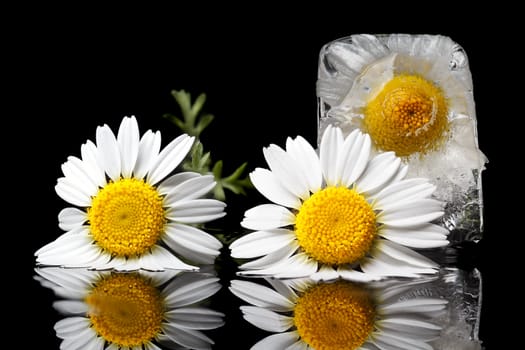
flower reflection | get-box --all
[35,267,224,350]
[230,276,449,350]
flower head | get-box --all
[35,267,224,350]
[317,34,486,203]
[230,277,447,350]
[230,125,448,281]
[35,116,226,271]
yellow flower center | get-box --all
[294,281,376,350]
[88,178,166,257]
[363,74,449,157]
[85,273,164,347]
[295,187,376,265]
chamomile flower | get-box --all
[230,277,446,350]
[317,34,486,193]
[35,116,225,271]
[230,126,448,281]
[35,267,224,350]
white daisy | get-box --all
[230,125,448,281]
[35,267,224,350]
[230,277,447,350]
[317,34,486,197]
[35,116,226,271]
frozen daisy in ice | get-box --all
[230,125,448,281]
[35,116,225,271]
[35,267,224,350]
[317,34,486,197]
[230,277,446,350]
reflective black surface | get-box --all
[20,16,508,349]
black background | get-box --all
[12,10,512,349]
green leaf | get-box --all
[195,114,215,135]
[191,93,207,117]
[164,89,254,201]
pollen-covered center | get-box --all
[363,74,449,157]
[85,273,164,347]
[295,186,376,265]
[294,281,376,350]
[88,178,165,257]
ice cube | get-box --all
[316,34,487,243]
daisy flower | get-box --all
[230,125,448,281]
[230,277,447,350]
[35,116,226,271]
[35,267,224,350]
[317,34,486,206]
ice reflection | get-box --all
[34,267,224,350]
[230,268,482,350]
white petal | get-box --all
[230,229,296,258]
[356,152,401,194]
[239,253,318,279]
[157,171,201,194]
[380,224,449,248]
[163,175,216,205]
[163,223,222,264]
[250,168,301,209]
[337,267,382,282]
[59,324,98,349]
[117,116,140,178]
[338,130,371,187]
[35,267,96,293]
[374,178,436,209]
[380,316,441,332]
[372,331,433,350]
[80,140,106,187]
[54,317,90,338]
[286,136,323,193]
[35,230,95,261]
[58,207,87,231]
[266,279,300,302]
[163,324,214,349]
[251,332,300,350]
[390,163,408,184]
[144,343,162,350]
[240,306,293,332]
[229,280,295,312]
[320,125,344,186]
[379,199,444,228]
[361,255,436,278]
[96,123,121,181]
[61,156,99,197]
[239,244,298,270]
[140,269,182,287]
[147,134,194,185]
[263,144,310,200]
[374,240,438,268]
[241,204,295,230]
[311,265,339,281]
[55,177,92,207]
[272,253,318,279]
[105,343,120,350]
[165,199,226,224]
[134,130,161,179]
[53,300,88,315]
[163,274,221,308]
[285,340,308,350]
[165,307,224,329]
[35,231,104,267]
[144,245,198,271]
